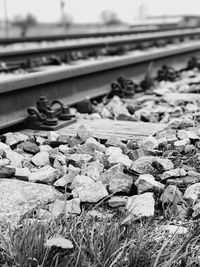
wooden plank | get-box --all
[58,119,167,141]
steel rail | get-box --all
[1,41,200,131]
[1,28,200,63]
[0,26,199,45]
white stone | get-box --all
[0,179,62,228]
[53,156,67,175]
[15,167,30,180]
[67,154,93,168]
[162,225,188,235]
[131,156,155,174]
[160,185,183,205]
[59,145,70,154]
[192,202,200,218]
[72,181,108,203]
[101,107,113,118]
[123,192,155,223]
[184,183,200,204]
[5,150,24,167]
[28,166,60,184]
[35,136,46,145]
[70,175,95,189]
[81,161,104,181]
[161,168,186,180]
[135,174,164,194]
[153,158,174,171]
[108,171,133,194]
[141,136,158,151]
[76,124,93,141]
[0,142,11,152]
[31,151,50,167]
[177,130,199,140]
[105,146,122,156]
[49,198,81,217]
[174,139,191,152]
[39,145,53,153]
[54,175,70,187]
[47,131,59,141]
[108,196,128,207]
[0,158,9,167]
[5,132,29,146]
[45,237,73,249]
[108,153,132,168]
[85,137,106,152]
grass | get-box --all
[1,201,200,267]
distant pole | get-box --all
[4,0,9,37]
[60,0,65,25]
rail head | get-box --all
[1,26,199,44]
[1,41,200,94]
[1,28,200,62]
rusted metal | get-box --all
[1,42,200,131]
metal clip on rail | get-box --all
[26,96,76,130]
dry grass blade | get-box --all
[162,225,200,267]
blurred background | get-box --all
[1,0,200,37]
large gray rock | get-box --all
[108,196,128,207]
[58,144,70,154]
[100,164,124,185]
[162,225,188,235]
[108,171,133,194]
[22,142,40,155]
[174,139,191,152]
[135,174,164,194]
[152,158,174,172]
[0,166,15,178]
[105,146,122,156]
[5,132,29,146]
[131,156,155,174]
[47,131,59,141]
[184,183,200,204]
[31,151,50,167]
[141,136,158,152]
[15,167,30,180]
[67,154,93,168]
[0,179,62,227]
[0,141,11,152]
[49,198,81,217]
[53,155,67,173]
[28,166,60,184]
[76,124,93,141]
[5,150,24,168]
[85,137,105,152]
[161,168,186,181]
[0,159,9,167]
[166,176,200,187]
[123,192,155,223]
[70,175,95,189]
[72,181,108,202]
[160,185,183,206]
[108,153,132,168]
[81,161,104,181]
[177,130,199,141]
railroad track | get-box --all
[1,25,199,45]
[3,26,200,267]
[1,41,200,132]
[1,27,200,73]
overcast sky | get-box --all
[1,0,200,23]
